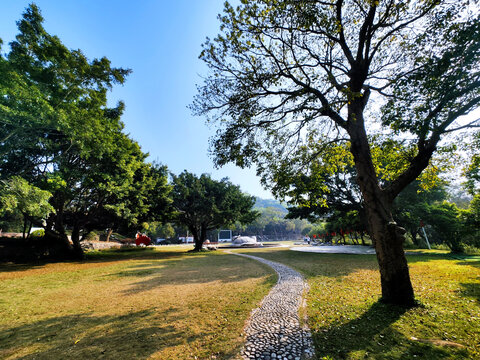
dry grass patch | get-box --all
[0,248,276,359]
[236,247,480,359]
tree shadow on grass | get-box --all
[312,301,466,360]
[0,305,244,360]
[0,309,192,360]
[107,253,277,296]
[0,248,186,276]
[460,282,480,303]
[455,259,480,270]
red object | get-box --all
[135,235,151,246]
[313,234,317,238]
[420,220,425,228]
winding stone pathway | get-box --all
[231,252,314,360]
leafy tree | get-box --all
[0,5,172,259]
[0,4,130,182]
[193,0,480,305]
[0,176,54,239]
[424,201,464,253]
[171,171,258,251]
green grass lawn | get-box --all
[1,246,479,360]
[0,247,276,360]
[235,247,480,359]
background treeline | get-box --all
[285,180,479,254]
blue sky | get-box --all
[0,0,275,199]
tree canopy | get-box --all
[171,171,258,251]
[194,0,480,305]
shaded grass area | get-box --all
[0,248,276,359]
[235,247,480,359]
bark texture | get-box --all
[348,104,415,306]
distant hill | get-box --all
[254,197,288,214]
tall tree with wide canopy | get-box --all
[193,0,480,305]
[0,5,172,259]
[171,171,258,251]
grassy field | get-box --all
[1,245,479,360]
[235,247,480,360]
[0,247,276,360]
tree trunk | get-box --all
[22,214,28,240]
[200,224,207,247]
[106,228,114,242]
[351,232,359,245]
[26,221,33,239]
[71,221,85,260]
[410,230,420,247]
[360,232,366,246]
[190,227,203,251]
[348,105,415,306]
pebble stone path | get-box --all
[230,252,315,360]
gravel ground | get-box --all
[231,253,314,360]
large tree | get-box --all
[0,5,172,259]
[171,171,258,251]
[193,0,480,305]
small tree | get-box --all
[0,177,54,239]
[171,171,258,251]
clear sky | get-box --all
[0,0,275,199]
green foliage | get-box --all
[143,222,175,240]
[171,171,258,249]
[307,223,326,237]
[393,180,448,246]
[0,176,54,238]
[0,5,171,258]
[459,194,480,249]
[394,182,480,253]
[424,201,464,253]
[0,177,54,219]
[464,132,480,195]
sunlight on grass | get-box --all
[236,247,480,359]
[0,248,276,360]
